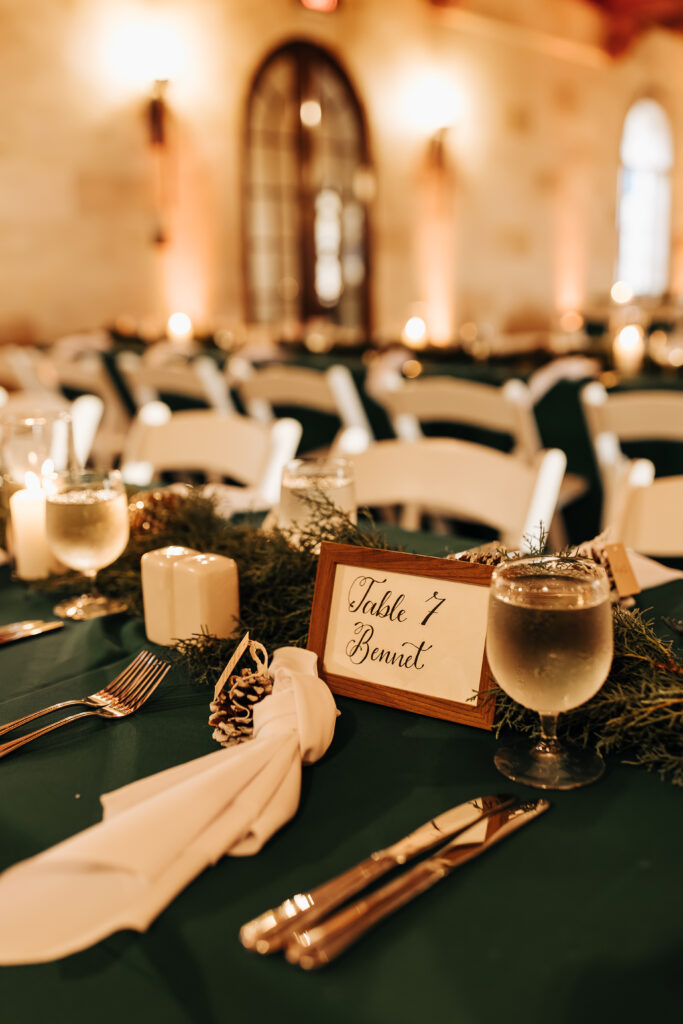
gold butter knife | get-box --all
[0,620,64,645]
[240,793,515,953]
[285,798,549,969]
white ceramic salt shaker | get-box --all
[172,553,240,641]
[141,546,199,645]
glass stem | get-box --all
[536,714,561,755]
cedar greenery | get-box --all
[35,488,683,786]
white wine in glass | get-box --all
[46,471,130,620]
[486,556,613,789]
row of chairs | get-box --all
[1,340,681,555]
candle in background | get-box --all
[9,472,51,580]
[167,311,193,345]
[613,324,645,376]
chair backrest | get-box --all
[367,368,541,461]
[70,394,104,469]
[580,381,683,529]
[121,407,302,505]
[231,360,373,451]
[116,351,235,413]
[50,351,132,467]
[609,457,683,556]
[348,438,566,551]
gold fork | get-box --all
[0,653,170,759]
[0,650,164,738]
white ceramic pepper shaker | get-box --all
[171,553,240,641]
[141,546,199,645]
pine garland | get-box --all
[33,487,683,785]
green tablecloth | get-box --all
[1,538,682,1024]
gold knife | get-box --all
[0,620,64,645]
[285,797,549,969]
[240,793,515,953]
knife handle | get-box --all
[284,858,445,969]
[239,851,397,953]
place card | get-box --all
[603,543,640,599]
[307,542,495,729]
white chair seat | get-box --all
[348,437,566,552]
[230,359,373,455]
[120,406,302,509]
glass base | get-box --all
[494,737,605,790]
[53,593,128,621]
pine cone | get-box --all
[208,666,273,747]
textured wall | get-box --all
[0,0,681,342]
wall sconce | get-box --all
[147,79,168,147]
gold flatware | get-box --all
[240,793,515,954]
[285,798,549,969]
[0,651,170,758]
[0,620,64,645]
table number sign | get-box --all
[308,542,496,729]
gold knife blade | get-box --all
[240,793,516,953]
[0,620,64,645]
[285,798,550,969]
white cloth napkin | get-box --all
[0,647,337,965]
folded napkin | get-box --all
[0,647,337,965]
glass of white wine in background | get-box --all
[45,470,130,620]
[279,456,356,537]
[486,555,613,790]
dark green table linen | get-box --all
[0,538,682,1024]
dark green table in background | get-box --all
[1,530,682,1024]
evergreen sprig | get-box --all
[32,488,683,785]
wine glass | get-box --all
[45,470,130,620]
[486,555,613,790]
[279,456,356,536]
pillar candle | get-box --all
[141,546,199,645]
[172,554,240,641]
[9,482,51,581]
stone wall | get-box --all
[0,0,681,342]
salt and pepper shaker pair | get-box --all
[141,546,239,646]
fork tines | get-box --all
[108,651,171,710]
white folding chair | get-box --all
[230,359,373,455]
[50,351,132,468]
[116,351,235,413]
[348,437,566,552]
[367,367,583,546]
[608,457,683,557]
[120,406,302,511]
[580,382,683,531]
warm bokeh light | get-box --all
[167,312,193,343]
[611,280,634,304]
[300,0,338,10]
[613,324,645,375]
[559,310,584,333]
[402,359,423,379]
[300,100,322,127]
[395,67,464,138]
[402,316,427,347]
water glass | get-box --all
[45,470,130,619]
[279,456,356,534]
[486,555,613,789]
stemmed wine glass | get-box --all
[486,555,613,790]
[45,470,130,620]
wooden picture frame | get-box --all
[307,542,496,730]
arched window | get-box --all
[615,98,673,298]
[243,42,371,338]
